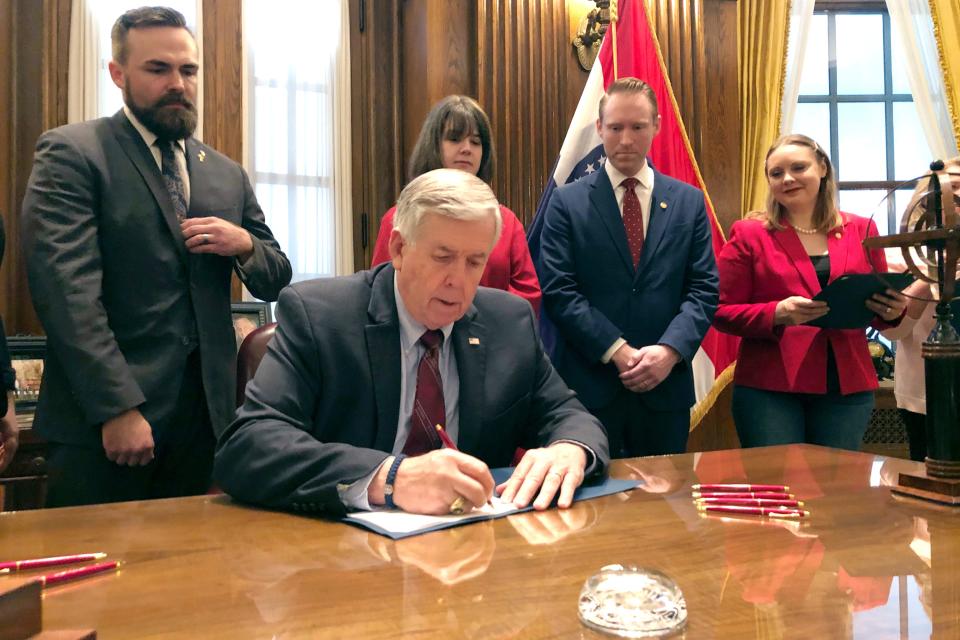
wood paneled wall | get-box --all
[0,0,14,331]
[201,0,243,165]
[477,0,572,224]
[0,0,70,336]
[349,0,405,272]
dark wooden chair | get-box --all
[235,322,277,408]
[1,425,48,511]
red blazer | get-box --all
[371,204,542,314]
[714,213,895,395]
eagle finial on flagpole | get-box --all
[610,0,619,80]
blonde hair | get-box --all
[394,169,502,246]
[752,134,841,233]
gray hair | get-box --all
[394,169,502,246]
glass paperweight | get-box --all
[578,564,687,638]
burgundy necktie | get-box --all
[402,330,445,456]
[621,177,645,266]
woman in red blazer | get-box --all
[370,96,541,313]
[715,134,907,450]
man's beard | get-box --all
[125,84,198,140]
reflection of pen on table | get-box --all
[698,504,809,518]
[435,424,493,508]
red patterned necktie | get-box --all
[402,330,445,456]
[621,177,645,266]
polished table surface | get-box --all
[0,444,957,639]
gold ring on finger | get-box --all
[449,495,467,515]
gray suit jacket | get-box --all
[213,264,609,515]
[22,110,291,446]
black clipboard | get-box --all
[808,273,915,329]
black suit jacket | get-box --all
[21,111,291,446]
[214,264,609,515]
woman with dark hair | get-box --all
[714,134,907,450]
[370,95,541,313]
[0,216,19,473]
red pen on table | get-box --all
[38,560,120,588]
[0,552,107,574]
[693,483,789,492]
[698,504,808,518]
[696,497,804,508]
[693,491,794,500]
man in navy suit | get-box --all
[537,78,718,457]
[22,7,291,505]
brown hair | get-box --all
[407,96,494,183]
[111,6,192,65]
[751,134,841,233]
[598,77,659,121]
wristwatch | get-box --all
[383,454,407,509]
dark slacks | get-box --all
[593,387,689,458]
[45,351,215,507]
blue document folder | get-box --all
[343,468,640,540]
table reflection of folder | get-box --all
[808,273,914,329]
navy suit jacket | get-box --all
[537,166,718,411]
[22,111,291,446]
[213,264,609,515]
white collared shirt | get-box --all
[604,158,654,236]
[123,106,191,206]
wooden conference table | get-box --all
[0,444,957,638]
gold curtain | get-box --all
[930,0,960,147]
[738,0,791,216]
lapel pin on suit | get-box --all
[659,201,667,209]
[468,337,480,346]
[198,150,206,162]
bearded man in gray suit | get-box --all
[22,6,291,506]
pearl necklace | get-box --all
[791,224,819,235]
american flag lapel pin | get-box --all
[468,337,480,346]
[198,150,206,162]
